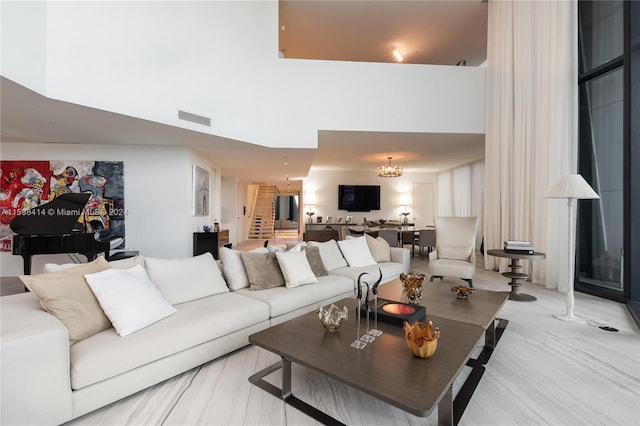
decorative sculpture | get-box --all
[357,272,375,343]
[318,304,348,332]
[403,320,440,358]
[400,272,425,304]
[351,272,369,349]
[451,285,475,299]
[367,268,384,337]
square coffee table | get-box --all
[249,297,486,425]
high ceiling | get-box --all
[279,0,488,66]
[1,1,488,193]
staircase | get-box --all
[247,185,277,239]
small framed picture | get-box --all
[346,215,353,224]
[317,216,323,224]
[326,216,333,224]
[337,217,343,223]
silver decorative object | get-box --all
[318,304,348,332]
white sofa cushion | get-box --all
[69,292,270,390]
[144,253,228,305]
[437,244,473,261]
[275,250,318,288]
[338,236,377,267]
[308,239,348,271]
[429,258,476,278]
[84,265,176,337]
[219,247,268,290]
[235,275,353,318]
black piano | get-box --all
[10,193,111,275]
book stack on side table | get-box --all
[504,240,534,255]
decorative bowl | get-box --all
[318,304,348,332]
[403,320,440,358]
[451,285,475,299]
[400,272,426,304]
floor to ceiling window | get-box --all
[577,0,639,324]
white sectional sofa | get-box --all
[1,236,409,425]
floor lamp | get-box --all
[543,174,599,323]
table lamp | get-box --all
[543,174,599,323]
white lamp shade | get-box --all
[304,191,317,205]
[542,174,600,199]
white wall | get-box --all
[0,1,47,93]
[269,60,485,148]
[2,2,485,152]
[43,1,278,147]
[221,176,238,244]
[1,143,216,275]
[303,169,438,226]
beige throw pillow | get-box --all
[240,251,285,291]
[20,257,112,344]
[303,246,328,277]
[365,234,391,263]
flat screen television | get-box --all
[338,185,380,212]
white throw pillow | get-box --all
[275,250,318,288]
[337,236,378,267]
[44,255,145,273]
[219,247,268,291]
[144,253,228,304]
[365,234,391,263]
[84,265,176,337]
[307,240,348,271]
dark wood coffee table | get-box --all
[249,297,486,425]
[377,278,509,364]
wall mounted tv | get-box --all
[338,185,381,212]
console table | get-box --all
[193,230,229,260]
[486,249,546,302]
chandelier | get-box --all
[377,157,402,178]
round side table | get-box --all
[486,249,546,302]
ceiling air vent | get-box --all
[178,110,211,127]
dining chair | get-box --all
[401,230,416,256]
[378,229,399,247]
[417,229,437,260]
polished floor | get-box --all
[66,239,640,426]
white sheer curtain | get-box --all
[484,0,577,290]
[438,160,485,249]
[438,171,453,216]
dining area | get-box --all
[327,224,437,260]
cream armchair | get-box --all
[428,216,478,287]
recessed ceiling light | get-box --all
[393,49,403,62]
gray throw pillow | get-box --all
[240,251,285,290]
[304,246,328,277]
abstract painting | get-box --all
[0,160,125,252]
